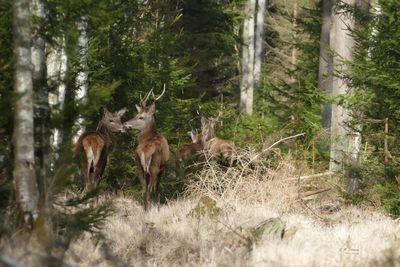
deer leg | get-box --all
[135,153,148,210]
[81,159,90,193]
[93,149,107,188]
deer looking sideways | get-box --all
[74,107,127,192]
[201,115,236,163]
[123,87,169,210]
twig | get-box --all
[249,133,305,163]
[213,217,252,247]
[283,171,334,181]
[300,188,331,198]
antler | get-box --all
[139,88,154,106]
[152,84,166,101]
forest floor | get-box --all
[66,150,400,267]
[4,150,400,266]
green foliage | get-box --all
[259,2,323,144]
[338,0,400,215]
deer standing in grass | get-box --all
[74,107,127,192]
[175,130,203,175]
[123,87,169,210]
[201,116,236,163]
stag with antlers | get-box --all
[74,107,127,192]
[201,115,236,163]
[123,86,169,210]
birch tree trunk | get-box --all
[47,37,67,164]
[13,0,39,224]
[74,16,89,142]
[254,0,267,84]
[240,0,256,114]
[329,0,361,172]
[31,0,49,199]
[318,0,333,129]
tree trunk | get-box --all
[47,37,67,162]
[254,0,267,84]
[318,0,333,129]
[31,0,50,202]
[13,0,39,224]
[329,0,361,172]
[240,0,256,114]
[74,16,89,142]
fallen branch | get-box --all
[300,187,331,198]
[250,132,305,163]
[284,171,334,181]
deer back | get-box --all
[175,130,204,160]
[206,137,236,158]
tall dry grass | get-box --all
[2,146,400,266]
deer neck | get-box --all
[138,121,158,142]
[96,121,115,147]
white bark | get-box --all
[318,0,333,128]
[329,0,361,172]
[47,37,67,153]
[254,0,266,84]
[31,0,50,190]
[13,0,39,223]
[74,16,89,142]
[240,0,256,114]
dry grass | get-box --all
[2,148,400,266]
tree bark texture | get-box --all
[74,16,89,142]
[31,0,50,201]
[318,0,333,129]
[254,0,267,84]
[47,36,67,154]
[329,0,361,172]
[240,0,256,114]
[13,0,39,223]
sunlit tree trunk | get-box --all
[13,0,39,224]
[329,0,361,172]
[74,15,89,142]
[318,0,333,129]
[254,0,266,84]
[47,37,67,164]
[240,0,256,114]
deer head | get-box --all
[98,107,127,133]
[188,130,202,144]
[200,115,220,143]
[124,85,165,131]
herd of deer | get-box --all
[74,87,236,210]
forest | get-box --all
[1,0,400,266]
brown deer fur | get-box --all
[175,130,203,174]
[201,116,236,162]
[123,102,169,210]
[74,108,126,192]
[175,130,203,160]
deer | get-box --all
[74,107,127,192]
[201,115,236,164]
[175,130,204,175]
[123,86,169,210]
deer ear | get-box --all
[135,104,142,112]
[190,130,198,142]
[148,102,156,114]
[116,107,127,117]
[102,107,110,117]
